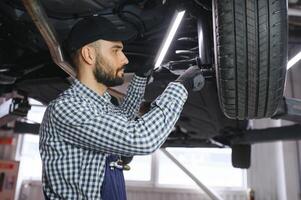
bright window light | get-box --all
[154,10,186,69]
[124,155,152,181]
[287,51,301,70]
[27,104,46,124]
[158,148,246,188]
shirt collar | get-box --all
[72,79,111,105]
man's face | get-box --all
[93,40,129,87]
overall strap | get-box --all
[101,155,127,200]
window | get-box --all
[123,155,152,181]
[19,134,42,181]
[157,148,246,188]
[17,99,46,181]
[123,148,246,189]
[27,98,46,124]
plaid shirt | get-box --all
[39,75,188,200]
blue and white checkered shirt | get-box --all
[39,75,188,199]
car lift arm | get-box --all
[230,97,301,145]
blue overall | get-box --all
[101,155,127,200]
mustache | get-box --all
[117,66,125,72]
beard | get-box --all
[93,53,124,87]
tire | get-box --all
[213,0,287,119]
[232,144,251,168]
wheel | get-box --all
[213,0,287,119]
[232,144,251,169]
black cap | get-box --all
[65,15,136,54]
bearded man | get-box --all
[39,15,204,200]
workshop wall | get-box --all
[19,180,247,200]
[248,119,301,200]
[126,187,247,200]
[0,131,19,160]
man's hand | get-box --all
[175,66,205,91]
[135,61,154,78]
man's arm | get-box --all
[52,82,187,156]
[118,75,147,119]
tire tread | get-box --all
[214,0,287,119]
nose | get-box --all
[121,52,129,65]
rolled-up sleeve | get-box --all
[52,82,187,156]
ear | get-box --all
[80,45,96,66]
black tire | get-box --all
[213,0,287,119]
[232,144,251,169]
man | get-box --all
[39,15,204,200]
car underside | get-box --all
[0,0,301,168]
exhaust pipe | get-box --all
[22,0,76,78]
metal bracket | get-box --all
[230,124,301,145]
[0,97,31,127]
